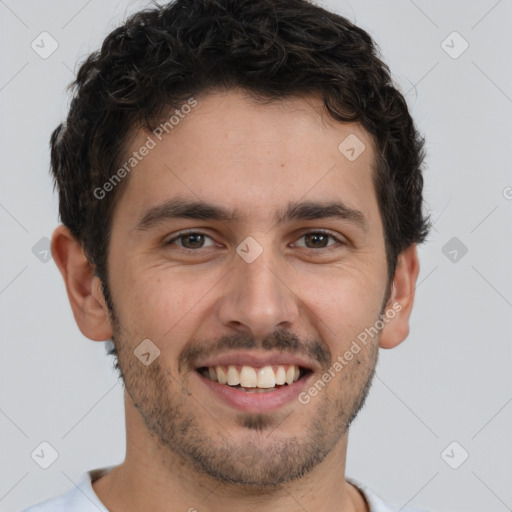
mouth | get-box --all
[197,364,312,393]
[192,353,316,413]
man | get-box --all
[24,0,431,510]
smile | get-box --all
[193,352,316,412]
[198,364,311,392]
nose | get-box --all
[216,244,300,339]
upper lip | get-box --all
[194,351,317,371]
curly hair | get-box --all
[50,0,430,291]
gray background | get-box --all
[1,0,511,511]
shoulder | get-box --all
[22,467,114,512]
[348,477,432,512]
[22,491,74,512]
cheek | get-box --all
[300,267,385,349]
[119,267,219,341]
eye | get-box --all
[165,231,217,250]
[164,230,344,252]
[293,231,343,250]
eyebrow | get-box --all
[132,197,368,233]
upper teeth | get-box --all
[205,365,301,388]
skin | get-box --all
[52,89,420,512]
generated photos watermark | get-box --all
[298,301,402,405]
[93,97,198,200]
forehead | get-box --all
[112,90,381,233]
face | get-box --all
[104,90,392,487]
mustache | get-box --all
[178,329,331,372]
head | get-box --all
[51,0,430,488]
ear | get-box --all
[51,224,113,341]
[379,244,420,349]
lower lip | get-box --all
[196,371,313,413]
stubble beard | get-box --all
[103,281,383,488]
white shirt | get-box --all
[22,466,430,512]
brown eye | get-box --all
[166,232,215,250]
[295,231,341,249]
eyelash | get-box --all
[164,230,345,252]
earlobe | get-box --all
[51,225,113,341]
[379,244,420,349]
